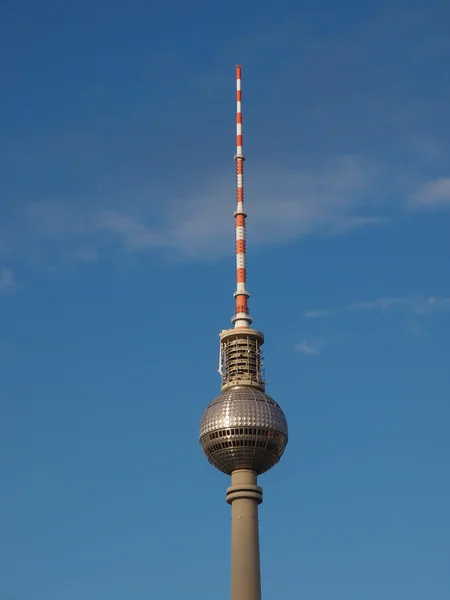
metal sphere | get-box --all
[199,386,288,475]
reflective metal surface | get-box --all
[199,386,288,475]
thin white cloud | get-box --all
[410,177,450,209]
[1,157,448,268]
[345,297,408,311]
[294,335,346,356]
[0,155,388,263]
[294,340,323,356]
[0,267,15,291]
[303,295,450,318]
[96,210,163,250]
[412,296,450,314]
[160,155,384,256]
[347,295,450,315]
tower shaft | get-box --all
[227,469,263,600]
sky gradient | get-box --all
[1,1,449,599]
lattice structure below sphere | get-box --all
[199,386,288,475]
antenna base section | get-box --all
[231,312,253,327]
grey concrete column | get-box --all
[226,469,263,600]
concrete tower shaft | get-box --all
[227,470,263,600]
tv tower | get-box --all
[199,66,289,600]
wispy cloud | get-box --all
[0,267,15,292]
[294,340,324,356]
[303,295,450,318]
[347,295,450,315]
[1,159,448,269]
[419,296,450,313]
[294,335,345,356]
[345,297,409,311]
[410,177,450,209]
[0,155,388,264]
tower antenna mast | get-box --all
[233,65,251,329]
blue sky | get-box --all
[1,1,449,599]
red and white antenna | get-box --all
[232,65,252,329]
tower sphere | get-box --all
[199,386,288,475]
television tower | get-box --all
[199,66,289,600]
